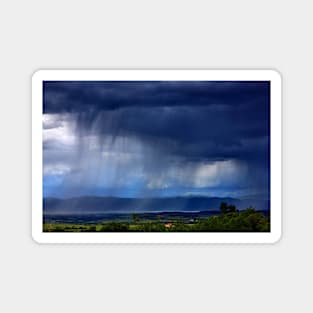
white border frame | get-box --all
[32,70,282,244]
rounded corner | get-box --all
[268,69,282,83]
[31,69,45,83]
[270,230,282,244]
[31,230,43,244]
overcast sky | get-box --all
[43,81,270,199]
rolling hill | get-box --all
[43,196,270,214]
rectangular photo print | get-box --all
[32,70,281,243]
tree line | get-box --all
[43,202,270,233]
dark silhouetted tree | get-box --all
[132,214,140,224]
[220,202,228,214]
[220,202,237,214]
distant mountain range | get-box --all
[43,196,270,214]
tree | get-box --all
[220,202,237,214]
[132,214,140,224]
[220,202,228,214]
[227,204,237,213]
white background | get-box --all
[0,1,311,312]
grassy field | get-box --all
[43,208,270,232]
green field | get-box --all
[43,206,270,233]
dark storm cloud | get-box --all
[43,81,270,165]
[44,81,269,113]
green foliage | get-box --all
[137,222,167,232]
[43,203,270,233]
[196,207,269,232]
[220,202,237,214]
[85,225,97,232]
[131,214,140,224]
[99,222,129,232]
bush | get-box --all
[85,225,97,232]
[99,222,129,232]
